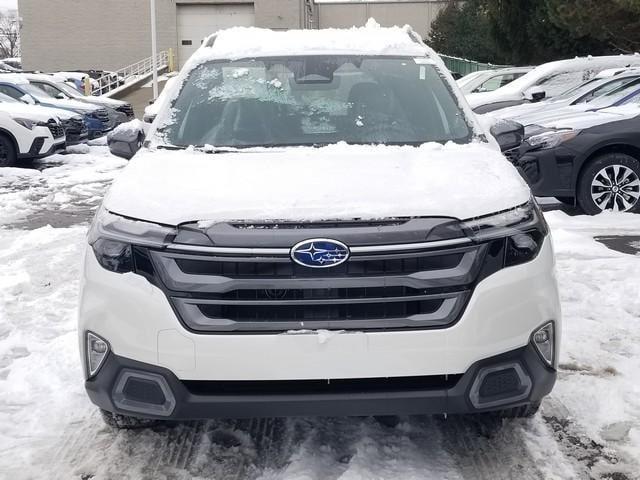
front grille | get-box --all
[47,122,65,139]
[117,104,134,119]
[62,117,87,135]
[94,108,110,128]
[174,251,465,278]
[135,219,506,333]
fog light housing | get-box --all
[532,322,555,367]
[86,331,110,378]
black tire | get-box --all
[100,409,160,429]
[577,153,640,215]
[554,196,575,206]
[0,134,17,168]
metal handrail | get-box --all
[94,51,169,96]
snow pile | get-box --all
[544,210,640,467]
[105,142,528,226]
[0,146,127,226]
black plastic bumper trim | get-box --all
[85,343,556,420]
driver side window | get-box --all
[0,84,23,100]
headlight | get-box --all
[88,207,175,273]
[527,129,580,150]
[13,117,46,130]
[461,199,548,267]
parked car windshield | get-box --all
[55,81,84,99]
[19,83,55,102]
[552,76,639,104]
[161,56,472,148]
[586,78,640,109]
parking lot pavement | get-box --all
[119,78,167,119]
[1,147,640,479]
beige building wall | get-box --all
[18,0,444,72]
[316,1,448,38]
[18,0,179,71]
[18,0,304,71]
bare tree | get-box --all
[0,12,21,59]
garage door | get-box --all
[177,4,255,67]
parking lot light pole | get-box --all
[150,0,159,100]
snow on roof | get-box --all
[193,20,428,62]
[0,73,29,84]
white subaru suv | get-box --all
[81,25,561,428]
[0,97,66,167]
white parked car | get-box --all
[457,67,533,95]
[0,98,65,167]
[468,55,640,114]
[489,67,640,121]
[82,25,560,428]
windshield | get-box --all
[55,81,83,98]
[161,56,472,148]
[20,83,53,102]
[587,78,640,109]
[551,78,602,101]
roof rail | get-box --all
[405,27,424,46]
[204,34,217,48]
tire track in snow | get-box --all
[437,414,547,479]
[542,398,640,480]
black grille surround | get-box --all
[47,121,65,139]
[131,220,508,334]
[116,104,135,119]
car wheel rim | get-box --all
[591,164,640,212]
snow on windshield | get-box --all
[160,56,471,148]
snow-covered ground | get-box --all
[1,145,639,479]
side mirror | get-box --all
[490,119,524,153]
[56,92,66,100]
[523,86,546,102]
[107,124,145,160]
[20,94,36,105]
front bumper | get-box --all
[87,343,555,419]
[17,135,66,160]
[513,145,579,198]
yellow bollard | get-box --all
[84,76,92,96]
[169,48,175,72]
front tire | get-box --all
[100,409,160,429]
[577,153,640,214]
[0,134,17,167]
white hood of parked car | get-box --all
[530,104,640,131]
[104,142,531,226]
[0,102,70,122]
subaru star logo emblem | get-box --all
[291,239,350,268]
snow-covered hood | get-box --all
[528,104,640,131]
[0,102,70,122]
[42,98,99,113]
[487,100,566,122]
[104,142,530,226]
[87,96,126,107]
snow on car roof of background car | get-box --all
[484,54,640,96]
[0,73,29,84]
